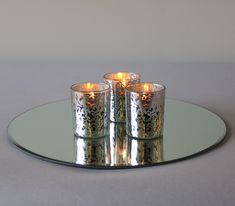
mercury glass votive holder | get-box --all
[125,82,165,139]
[103,72,140,122]
[71,82,110,138]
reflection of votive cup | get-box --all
[109,123,128,166]
[127,137,163,165]
[125,83,165,139]
[103,72,140,122]
[74,136,110,165]
[71,82,110,138]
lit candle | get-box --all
[125,82,165,138]
[71,82,110,138]
[103,72,140,122]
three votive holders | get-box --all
[71,72,165,139]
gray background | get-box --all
[0,0,235,63]
[0,64,234,206]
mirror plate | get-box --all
[8,99,226,169]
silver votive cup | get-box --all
[71,82,110,138]
[103,72,140,122]
[125,82,165,139]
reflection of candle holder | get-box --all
[71,82,110,138]
[109,123,128,166]
[127,137,163,166]
[74,135,110,165]
[103,72,140,123]
[125,83,165,139]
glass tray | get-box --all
[8,99,226,169]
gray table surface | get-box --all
[0,63,234,206]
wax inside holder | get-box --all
[125,83,165,93]
[71,82,109,93]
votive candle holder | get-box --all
[103,72,140,122]
[125,82,165,139]
[71,82,110,138]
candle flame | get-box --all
[144,83,150,92]
[117,72,124,79]
[86,82,93,90]
[114,72,128,87]
[83,82,95,92]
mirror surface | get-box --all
[8,99,226,168]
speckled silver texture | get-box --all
[125,83,165,139]
[71,83,110,138]
[103,72,140,123]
